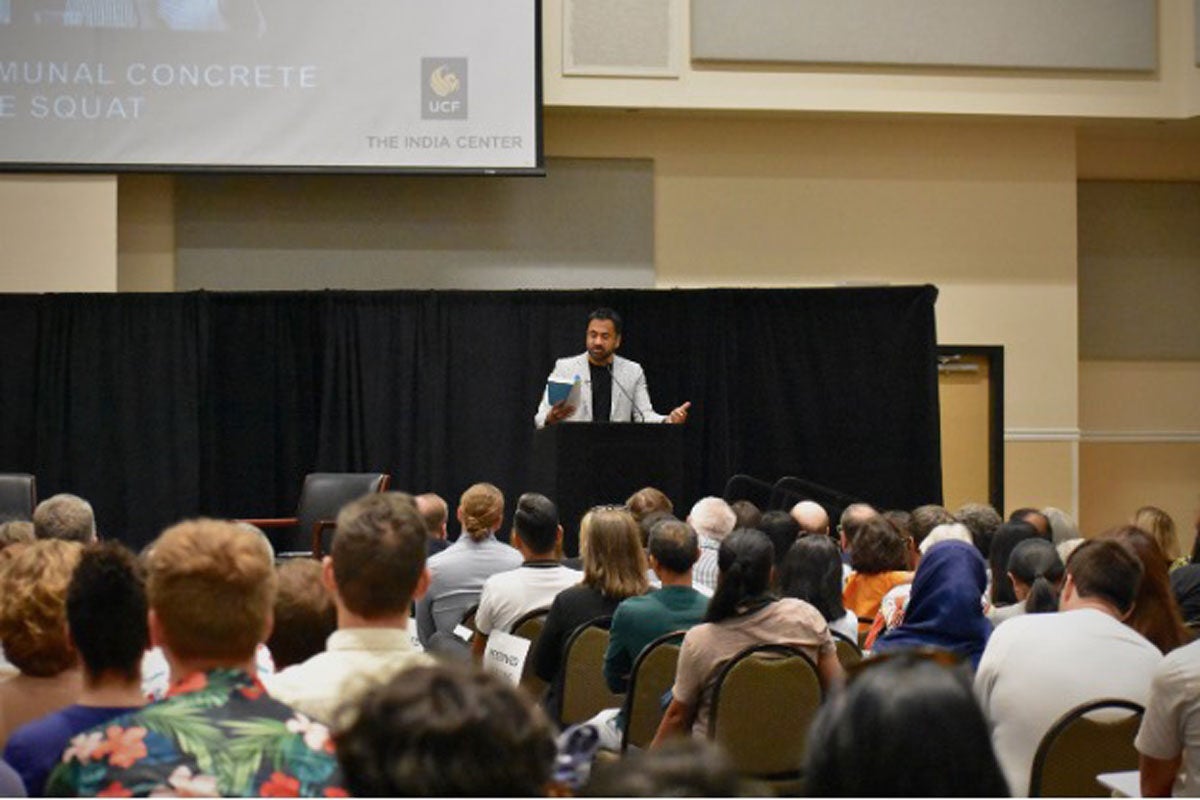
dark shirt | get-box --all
[426,537,450,556]
[534,584,622,724]
[588,362,612,423]
[1171,563,1200,622]
[603,586,710,694]
[4,704,139,796]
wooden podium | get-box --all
[530,422,685,556]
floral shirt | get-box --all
[45,668,344,798]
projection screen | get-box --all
[0,0,542,173]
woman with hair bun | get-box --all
[1004,538,1064,619]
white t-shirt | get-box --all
[473,563,582,635]
[1135,638,1200,796]
[830,608,858,641]
[974,607,1162,796]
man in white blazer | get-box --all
[534,308,690,428]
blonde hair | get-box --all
[0,539,82,676]
[579,508,649,601]
[1134,506,1180,561]
[147,519,277,662]
[458,483,504,542]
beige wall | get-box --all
[117,175,175,293]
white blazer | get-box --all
[534,353,665,427]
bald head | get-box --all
[414,493,448,540]
[838,503,879,552]
[789,501,829,536]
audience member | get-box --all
[974,539,1161,795]
[32,494,96,543]
[992,537,1063,625]
[626,486,674,524]
[4,542,147,795]
[0,522,33,552]
[688,497,737,593]
[265,558,337,670]
[1009,506,1051,539]
[987,520,1038,607]
[651,529,842,745]
[1109,526,1190,654]
[872,540,992,669]
[1042,506,1080,546]
[416,482,521,646]
[836,502,878,558]
[47,519,343,796]
[584,738,745,797]
[790,499,830,536]
[1134,505,1184,568]
[473,493,581,654]
[842,516,912,634]
[1170,558,1200,624]
[955,502,1002,559]
[918,521,974,556]
[778,534,857,641]
[758,510,800,576]
[535,506,649,724]
[884,508,920,570]
[334,662,557,797]
[415,492,450,555]
[1136,636,1200,796]
[1057,536,1085,564]
[911,504,954,551]
[806,652,1009,797]
[729,500,762,532]
[267,492,434,723]
[0,540,83,749]
[603,518,708,694]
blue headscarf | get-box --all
[873,540,992,669]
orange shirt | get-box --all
[843,571,914,633]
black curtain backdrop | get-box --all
[0,287,941,550]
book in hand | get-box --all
[547,376,580,406]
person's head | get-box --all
[0,520,34,551]
[988,521,1038,605]
[1043,506,1080,546]
[32,493,96,543]
[790,500,830,536]
[0,539,82,676]
[457,482,504,542]
[919,523,973,557]
[636,510,676,550]
[759,510,801,571]
[954,502,1002,559]
[626,486,673,522]
[778,533,846,625]
[146,519,277,664]
[1007,538,1064,614]
[583,738,743,797]
[1106,525,1189,652]
[512,492,561,558]
[837,503,878,552]
[729,500,762,532]
[586,307,622,365]
[1057,537,1085,564]
[804,653,1009,797]
[1009,507,1051,539]
[1062,538,1143,619]
[1133,506,1180,562]
[579,507,649,601]
[414,493,448,540]
[331,492,428,620]
[267,558,338,670]
[911,504,954,549]
[687,497,737,544]
[67,541,148,684]
[706,528,775,624]
[334,662,557,797]
[848,517,908,575]
[647,518,700,577]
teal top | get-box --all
[603,585,710,694]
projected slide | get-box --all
[0,0,541,172]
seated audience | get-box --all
[1043,506,1080,546]
[990,537,1063,625]
[884,508,920,570]
[974,539,1162,796]
[1134,505,1185,570]
[651,528,842,744]
[911,504,954,549]
[790,499,831,537]
[1108,525,1190,654]
[47,519,344,796]
[626,486,674,526]
[334,662,557,797]
[534,507,649,724]
[758,511,800,578]
[267,492,434,723]
[473,493,581,655]
[728,500,762,532]
[583,738,744,797]
[955,502,1002,560]
[1009,506,1051,539]
[603,518,709,694]
[805,652,1009,797]
[918,521,974,556]
[842,516,913,634]
[265,558,337,670]
[4,542,147,795]
[32,494,96,543]
[778,533,857,641]
[987,520,1039,609]
[1136,635,1200,796]
[414,492,451,555]
[688,497,737,593]
[0,540,83,749]
[872,540,992,669]
[416,482,521,646]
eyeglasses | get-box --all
[589,504,629,513]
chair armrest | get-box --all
[311,519,336,558]
[237,517,299,529]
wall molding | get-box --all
[1005,428,1081,442]
[1080,430,1200,443]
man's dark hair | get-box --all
[911,504,954,546]
[759,510,800,568]
[1010,507,1051,539]
[267,558,337,670]
[332,492,426,618]
[637,510,676,549]
[335,662,556,797]
[584,738,743,797]
[1066,539,1144,616]
[513,492,559,556]
[648,518,700,575]
[67,541,148,682]
[849,517,908,574]
[729,500,762,532]
[588,307,623,336]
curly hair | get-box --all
[0,539,83,676]
[458,483,504,542]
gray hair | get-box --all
[687,497,737,542]
[33,494,97,543]
[919,523,974,555]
